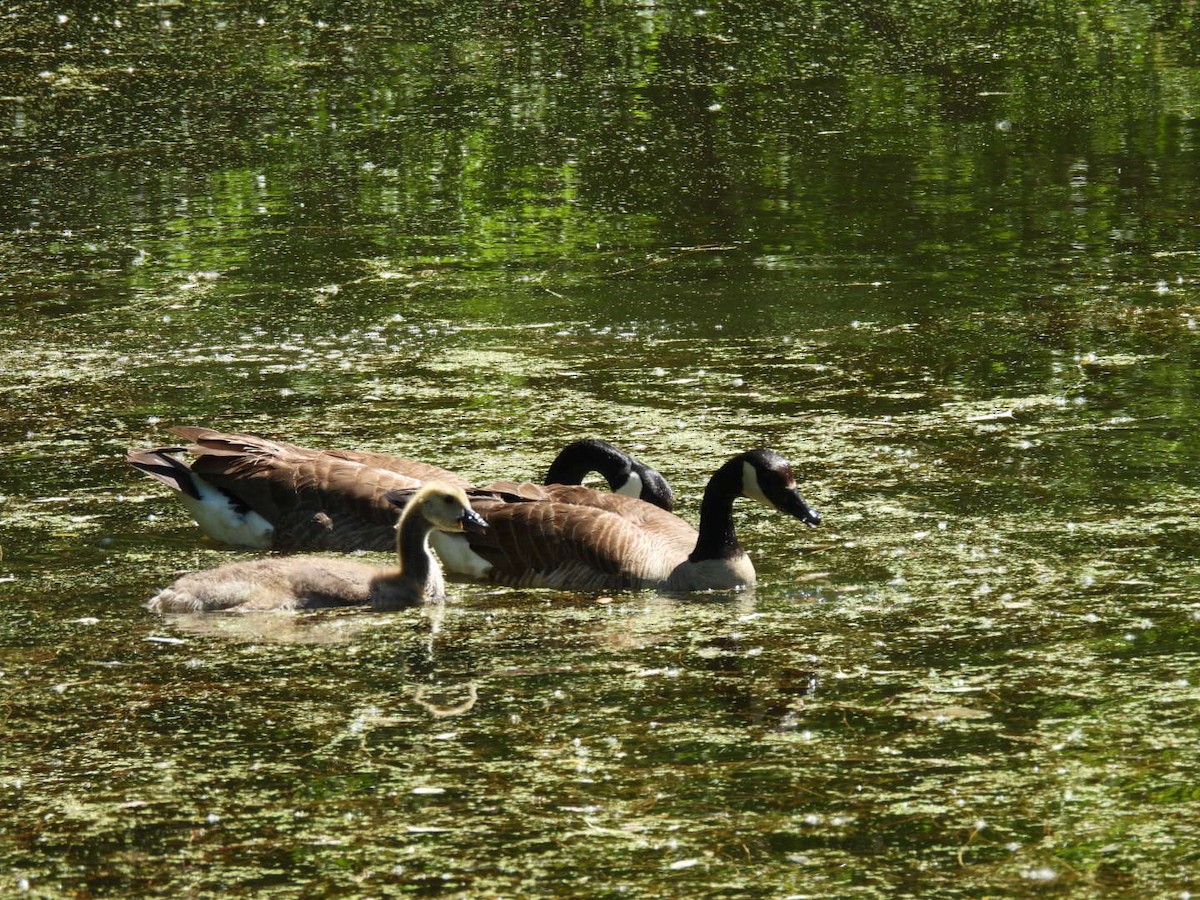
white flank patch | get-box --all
[178,476,274,549]
[429,532,493,578]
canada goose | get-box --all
[147,483,486,613]
[127,427,673,552]
[171,427,672,508]
[390,449,821,592]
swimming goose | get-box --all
[127,427,673,551]
[171,427,671,508]
[147,483,486,613]
[393,449,821,592]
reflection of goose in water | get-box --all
[413,682,479,718]
[145,607,417,645]
[127,426,674,551]
[146,483,485,613]
[395,449,821,592]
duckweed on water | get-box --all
[3,1,1200,896]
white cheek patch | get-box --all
[429,531,494,578]
[742,461,774,509]
[615,471,644,498]
[178,476,274,549]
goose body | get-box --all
[397,449,822,592]
[147,483,485,613]
[127,427,673,552]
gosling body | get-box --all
[147,483,485,613]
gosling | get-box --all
[147,483,485,613]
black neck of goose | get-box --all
[395,505,436,584]
[545,440,627,489]
[689,459,744,562]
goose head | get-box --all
[545,438,675,511]
[735,449,822,526]
[625,457,675,511]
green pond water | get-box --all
[2,2,1200,897]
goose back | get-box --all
[186,448,424,551]
[173,426,472,489]
[459,490,701,590]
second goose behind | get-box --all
[127,427,673,551]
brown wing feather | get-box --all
[480,481,684,528]
[185,444,418,551]
[323,449,471,487]
[171,425,305,457]
[172,425,471,489]
[462,492,698,590]
[477,480,562,502]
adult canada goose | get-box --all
[147,483,486,613]
[127,427,674,551]
[393,449,822,592]
[170,427,672,508]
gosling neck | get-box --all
[395,503,438,589]
[689,458,744,563]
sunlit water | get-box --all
[2,2,1200,897]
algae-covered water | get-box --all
[2,2,1199,896]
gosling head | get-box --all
[388,483,488,533]
[738,449,822,527]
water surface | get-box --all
[2,2,1199,897]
